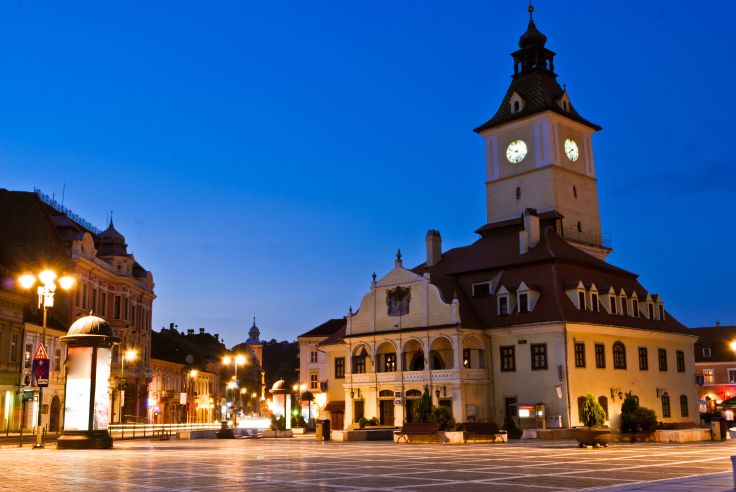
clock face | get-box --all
[564,138,579,162]
[506,139,528,164]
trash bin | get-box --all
[315,420,324,442]
[315,419,330,442]
[711,417,726,441]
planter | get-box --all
[570,428,610,448]
[262,430,294,438]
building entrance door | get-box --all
[379,399,394,425]
[331,411,344,430]
[49,395,61,432]
[354,400,364,423]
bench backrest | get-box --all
[400,422,439,433]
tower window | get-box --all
[563,101,569,111]
[577,221,582,232]
[573,186,577,198]
[516,187,521,200]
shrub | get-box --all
[270,415,286,431]
[503,414,522,439]
[414,385,433,423]
[429,406,456,431]
[291,414,306,428]
[367,417,380,426]
[580,394,606,428]
[620,392,657,433]
[358,417,368,429]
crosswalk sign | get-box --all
[34,343,48,360]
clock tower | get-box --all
[475,6,610,259]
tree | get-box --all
[429,406,456,431]
[414,385,433,423]
[580,394,606,428]
[620,392,657,433]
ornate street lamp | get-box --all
[57,315,119,449]
[118,348,137,424]
[222,353,246,428]
[18,269,75,449]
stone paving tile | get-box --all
[0,439,734,491]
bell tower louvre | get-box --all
[474,4,610,259]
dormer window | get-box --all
[518,293,529,313]
[658,303,665,320]
[509,91,525,114]
[578,291,586,310]
[631,299,639,318]
[591,292,599,312]
[620,296,628,316]
[558,92,571,112]
[703,347,711,358]
[472,282,491,298]
[647,303,654,319]
[610,295,617,315]
[498,295,509,316]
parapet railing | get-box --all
[108,422,220,440]
[560,225,613,249]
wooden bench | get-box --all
[458,422,507,443]
[394,423,440,443]
[151,427,171,441]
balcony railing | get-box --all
[560,225,612,249]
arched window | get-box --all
[379,390,393,398]
[577,396,586,423]
[598,396,609,420]
[662,394,671,418]
[405,389,421,398]
[613,342,626,369]
[680,395,689,417]
[516,187,521,200]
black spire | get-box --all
[513,3,555,77]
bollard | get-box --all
[731,456,736,490]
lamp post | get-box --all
[18,269,75,449]
[187,369,198,423]
[222,354,246,428]
[118,348,138,424]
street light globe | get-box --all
[190,369,198,377]
[235,354,246,365]
[730,341,736,352]
[222,355,232,365]
[58,275,75,290]
[227,381,236,389]
[124,349,138,361]
[18,274,36,289]
[38,269,57,285]
[240,388,247,394]
[252,392,257,398]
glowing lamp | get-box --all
[222,355,232,365]
[58,275,75,290]
[124,349,138,362]
[730,341,736,352]
[18,274,36,289]
[190,369,198,377]
[235,354,246,365]
[38,269,57,285]
[57,314,119,449]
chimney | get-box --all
[187,329,194,335]
[214,334,219,341]
[425,230,442,266]
[169,322,175,330]
[519,209,540,254]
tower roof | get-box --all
[475,6,600,133]
[246,316,261,344]
[96,217,128,256]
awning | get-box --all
[325,401,345,412]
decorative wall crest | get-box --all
[386,286,411,317]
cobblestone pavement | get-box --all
[0,438,734,491]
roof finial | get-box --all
[109,210,114,227]
[252,314,256,326]
[372,272,377,283]
[395,249,403,267]
[528,0,534,21]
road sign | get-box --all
[33,343,48,360]
[32,358,49,387]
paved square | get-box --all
[1,438,734,491]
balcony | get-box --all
[560,225,612,250]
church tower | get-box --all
[475,5,610,259]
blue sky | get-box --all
[2,1,734,344]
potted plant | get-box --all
[572,394,609,447]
